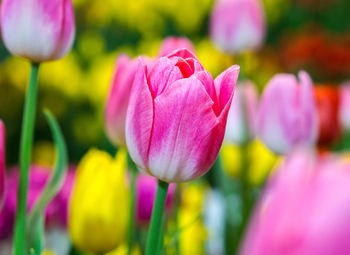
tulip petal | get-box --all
[0,121,5,208]
[147,76,222,182]
[125,59,154,173]
[214,65,240,115]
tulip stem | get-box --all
[127,153,138,255]
[14,63,40,255]
[146,179,169,255]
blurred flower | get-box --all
[159,36,195,56]
[1,0,75,62]
[69,149,129,253]
[126,49,239,182]
[314,85,340,146]
[178,184,207,255]
[105,54,139,147]
[241,149,350,255]
[0,121,5,209]
[225,81,259,145]
[339,81,350,132]
[258,71,318,155]
[221,139,279,185]
[210,0,266,54]
[136,173,176,225]
[0,166,75,239]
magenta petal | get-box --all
[214,65,240,114]
[0,121,5,208]
[147,76,220,182]
[125,58,155,173]
[167,48,198,60]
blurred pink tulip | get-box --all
[241,150,350,255]
[136,174,175,225]
[258,71,318,155]
[225,81,259,145]
[0,166,75,239]
[1,0,75,62]
[210,0,266,54]
[159,36,195,56]
[0,121,5,209]
[126,49,239,182]
[339,81,350,132]
[105,55,140,147]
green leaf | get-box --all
[26,110,68,253]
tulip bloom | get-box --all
[159,36,195,56]
[69,149,129,253]
[0,121,5,209]
[225,81,259,145]
[241,150,350,255]
[105,55,140,147]
[210,0,266,54]
[126,49,239,182]
[136,174,175,225]
[258,71,318,155]
[339,82,350,132]
[0,166,75,239]
[1,0,75,62]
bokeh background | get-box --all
[1,0,349,167]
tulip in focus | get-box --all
[105,55,140,147]
[159,36,195,56]
[258,71,318,155]
[69,149,129,253]
[136,173,176,225]
[210,0,266,54]
[126,49,239,182]
[339,82,350,132]
[225,81,259,145]
[0,166,75,239]
[241,150,350,255]
[0,121,5,209]
[1,0,75,62]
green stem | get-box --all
[33,215,44,255]
[14,63,40,255]
[127,153,138,255]
[146,180,169,255]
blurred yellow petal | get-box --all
[220,143,242,178]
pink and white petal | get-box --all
[167,49,198,60]
[125,59,154,173]
[1,0,64,62]
[147,76,219,182]
[214,65,240,114]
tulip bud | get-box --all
[69,149,129,253]
[210,0,266,54]
[159,36,195,57]
[241,150,350,255]
[225,81,259,145]
[0,121,5,209]
[136,174,175,225]
[1,0,75,62]
[126,49,239,182]
[258,71,318,155]
[339,82,350,132]
[105,55,139,147]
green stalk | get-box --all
[14,63,40,255]
[127,153,138,255]
[146,180,169,255]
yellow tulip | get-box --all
[69,149,129,253]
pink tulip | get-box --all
[136,174,176,225]
[210,0,266,54]
[258,71,318,155]
[339,81,350,132]
[225,81,259,145]
[159,36,195,57]
[241,150,350,255]
[105,55,140,147]
[126,49,239,182]
[0,166,75,239]
[0,121,5,209]
[1,0,75,62]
